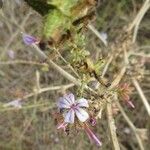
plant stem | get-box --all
[116,101,145,150]
[107,102,120,150]
[132,78,150,116]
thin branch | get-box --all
[31,44,97,94]
[3,83,74,105]
[1,11,32,59]
[132,2,150,43]
[116,101,145,150]
[0,60,48,66]
[1,102,53,112]
[129,53,150,58]
[102,55,113,78]
[54,48,79,78]
[107,102,120,150]
[109,66,126,90]
[128,0,150,32]
[87,24,108,46]
[132,78,150,116]
[32,44,81,86]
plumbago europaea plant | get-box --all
[22,0,146,147]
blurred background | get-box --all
[0,0,149,150]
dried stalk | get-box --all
[0,60,48,66]
[107,102,120,150]
[132,78,150,116]
[1,11,32,59]
[31,44,97,94]
[116,101,145,150]
[88,24,108,46]
[32,44,81,86]
[128,0,150,32]
[3,83,74,105]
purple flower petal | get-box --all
[76,98,89,107]
[75,107,89,122]
[57,97,71,109]
[22,34,38,45]
[57,93,75,109]
[84,124,102,146]
[64,93,75,105]
[64,109,75,123]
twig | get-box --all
[87,24,108,46]
[107,102,120,150]
[128,0,150,32]
[32,44,81,86]
[54,48,79,78]
[116,101,145,150]
[102,57,126,150]
[132,78,150,116]
[102,55,113,78]
[129,53,150,58]
[1,11,32,59]
[109,66,126,90]
[106,65,127,150]
[1,102,53,112]
[3,83,74,105]
[0,60,48,66]
[31,44,97,94]
[132,2,150,43]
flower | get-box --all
[22,33,39,45]
[3,99,22,108]
[118,83,135,108]
[57,93,89,124]
[84,123,102,146]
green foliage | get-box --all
[43,0,88,40]
[25,0,92,42]
[47,0,79,16]
[43,9,71,39]
[70,48,90,63]
[73,32,86,47]
[94,60,105,75]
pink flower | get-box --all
[22,33,39,45]
[84,124,102,146]
[118,83,135,108]
[57,93,89,124]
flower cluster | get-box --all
[57,93,102,146]
[118,83,135,108]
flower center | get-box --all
[70,103,77,110]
